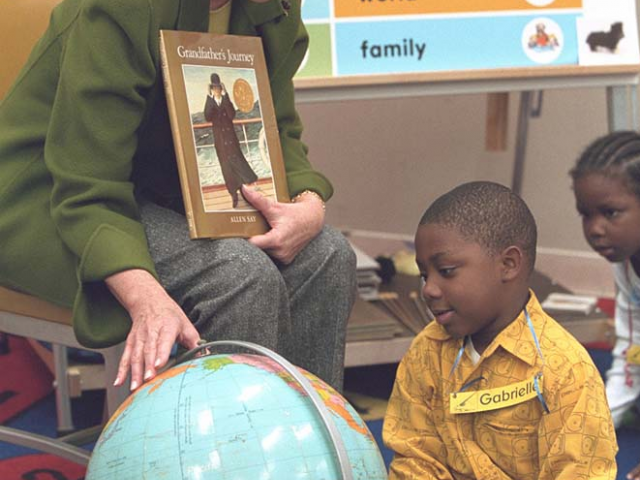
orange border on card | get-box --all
[335,0,582,18]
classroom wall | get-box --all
[297,88,617,295]
[297,88,608,250]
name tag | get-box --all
[627,345,640,365]
[450,376,540,414]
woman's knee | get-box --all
[310,226,357,284]
[207,239,286,297]
[184,240,289,333]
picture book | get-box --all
[159,30,289,238]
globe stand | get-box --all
[175,340,355,480]
[0,425,91,465]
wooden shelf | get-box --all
[295,64,640,103]
[345,335,414,368]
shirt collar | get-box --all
[485,291,546,367]
[423,289,547,367]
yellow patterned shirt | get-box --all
[383,291,617,480]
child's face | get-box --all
[573,172,640,263]
[415,223,511,341]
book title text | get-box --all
[176,46,255,66]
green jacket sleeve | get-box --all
[45,0,158,283]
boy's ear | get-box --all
[499,245,524,282]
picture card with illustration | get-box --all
[576,0,640,66]
[159,30,289,239]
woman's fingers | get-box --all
[105,270,198,389]
[128,328,147,391]
[114,312,202,391]
[178,320,202,351]
[114,341,133,387]
[143,328,160,381]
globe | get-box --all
[86,342,388,479]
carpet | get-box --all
[343,362,397,422]
[0,453,86,480]
[0,335,53,423]
[0,336,84,478]
[344,390,389,421]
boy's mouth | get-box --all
[430,308,454,325]
[593,245,616,258]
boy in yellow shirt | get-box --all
[383,181,617,479]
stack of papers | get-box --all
[541,292,598,316]
[541,292,610,325]
[347,297,403,342]
[350,242,382,301]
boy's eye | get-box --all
[439,267,456,277]
[603,209,620,219]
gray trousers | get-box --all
[139,200,357,391]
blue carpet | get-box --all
[1,396,60,459]
[0,392,100,460]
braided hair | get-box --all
[570,130,640,198]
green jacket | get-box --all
[0,0,332,348]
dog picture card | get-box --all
[577,0,640,66]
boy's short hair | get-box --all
[419,181,537,273]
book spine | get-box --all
[158,32,198,238]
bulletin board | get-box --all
[295,0,640,86]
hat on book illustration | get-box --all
[210,73,222,87]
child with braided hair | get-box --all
[571,130,640,431]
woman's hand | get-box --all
[242,185,325,264]
[105,269,201,390]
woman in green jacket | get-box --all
[0,0,356,391]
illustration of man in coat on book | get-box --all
[204,72,258,208]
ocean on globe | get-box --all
[86,352,388,479]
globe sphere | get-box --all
[86,346,388,479]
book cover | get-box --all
[159,30,289,238]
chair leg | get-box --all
[102,343,129,419]
[0,332,9,355]
[52,344,75,434]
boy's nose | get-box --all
[584,216,606,239]
[421,278,442,300]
